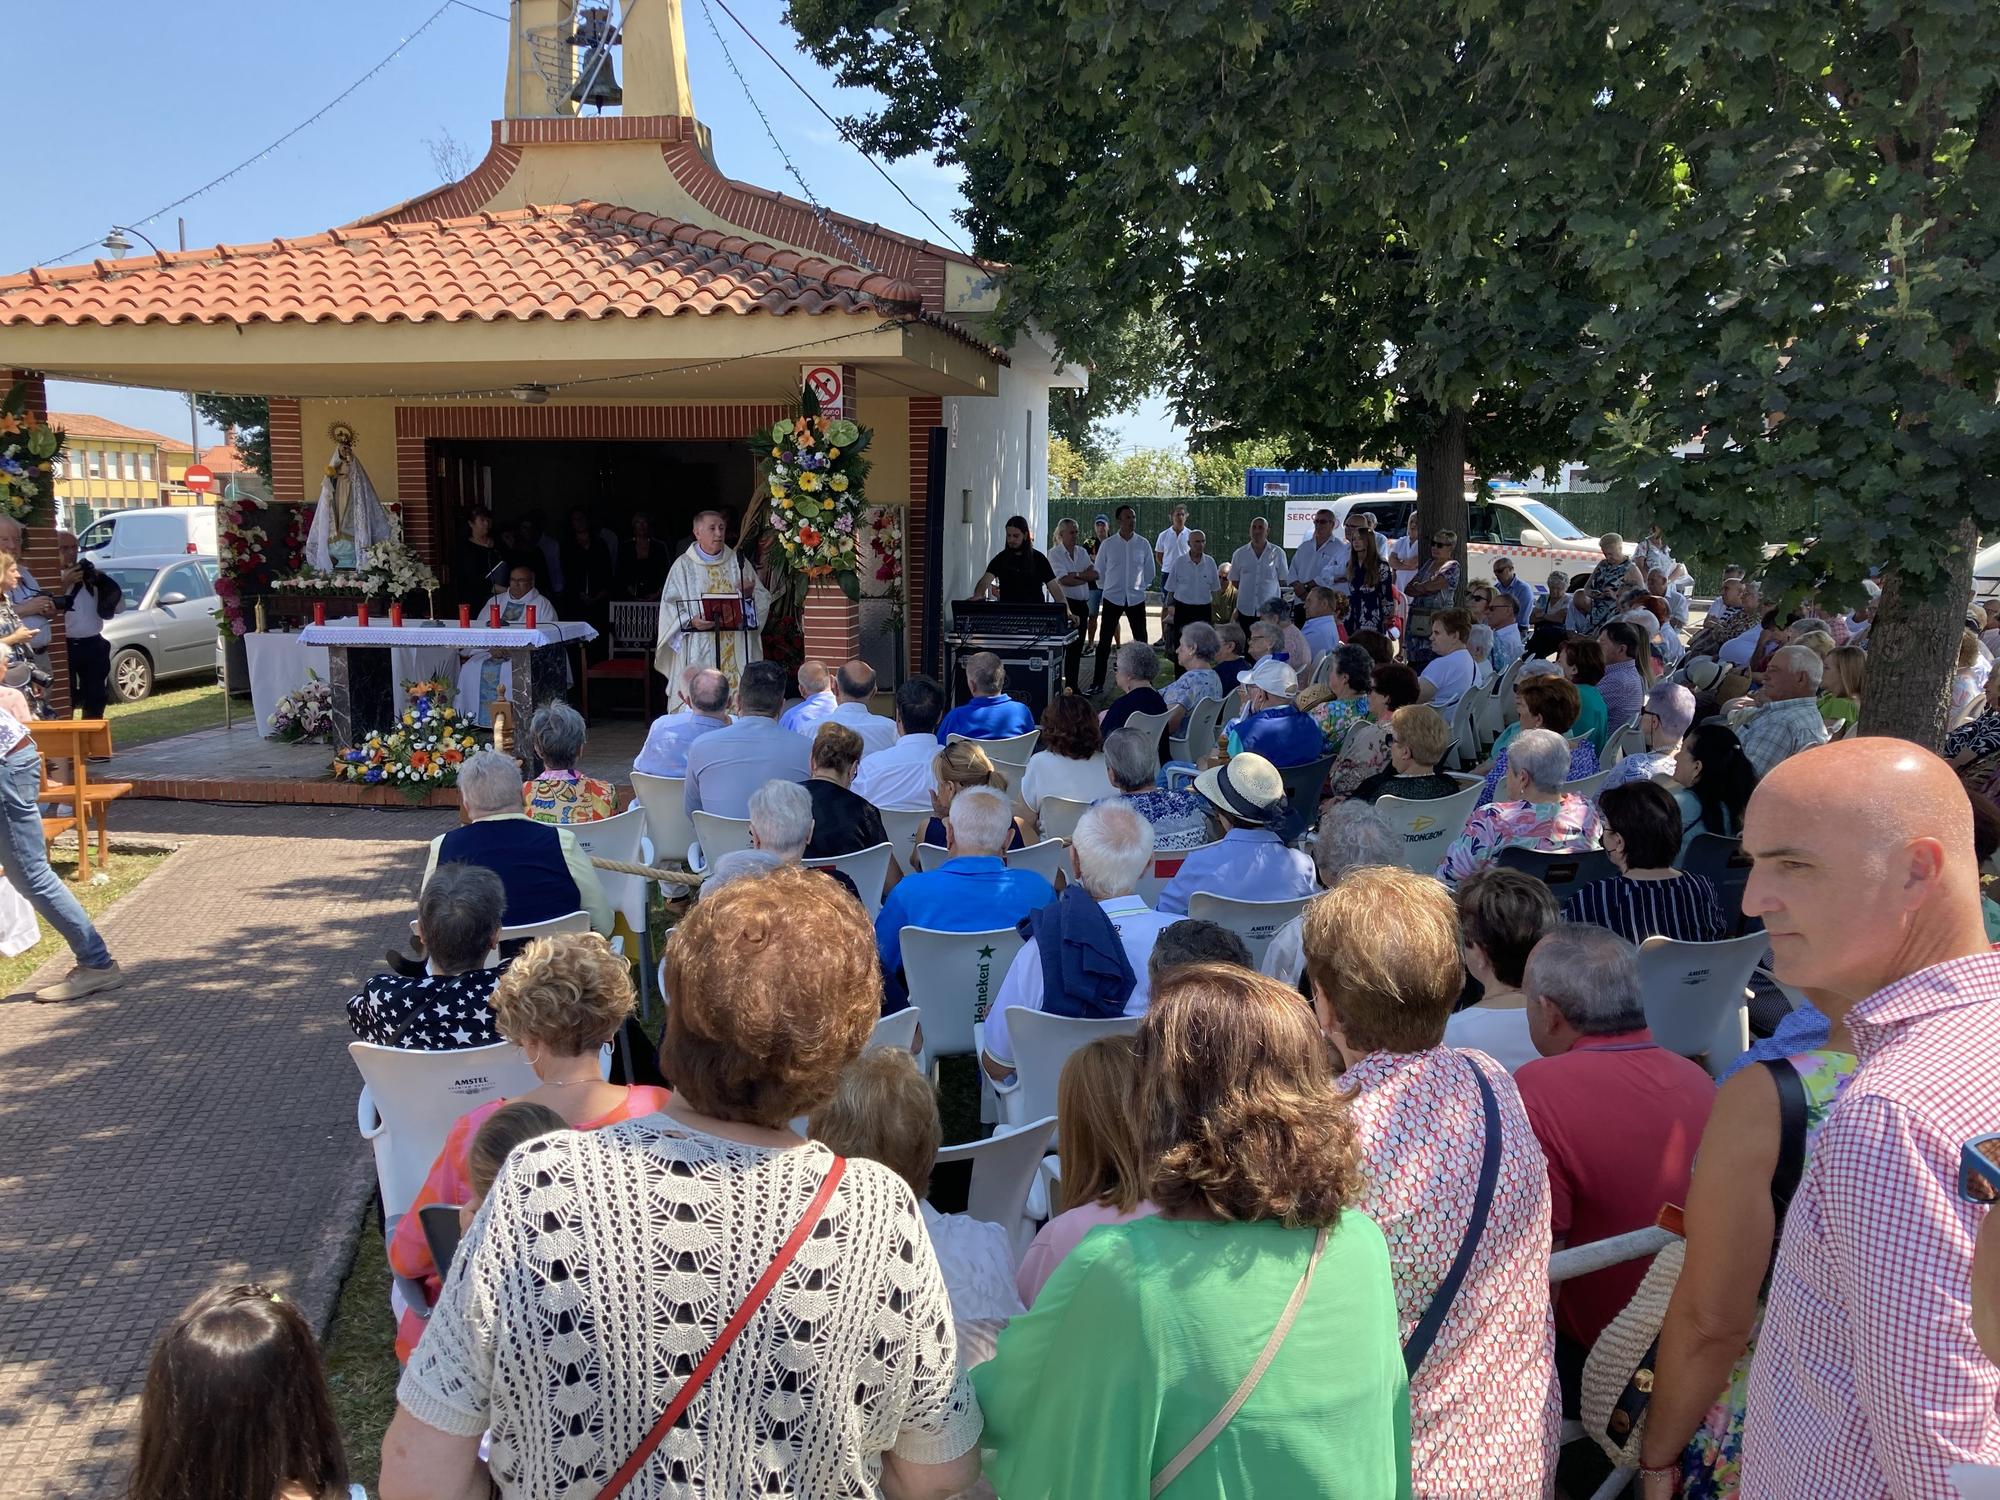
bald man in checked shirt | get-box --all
[1736,739,2000,1499]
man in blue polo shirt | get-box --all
[1223,657,1324,768]
[936,651,1036,743]
[872,785,1055,1013]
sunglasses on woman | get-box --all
[1961,1133,2000,1204]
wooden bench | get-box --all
[35,720,131,882]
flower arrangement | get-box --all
[754,382,873,598]
[273,538,438,600]
[332,676,481,801]
[865,505,905,630]
[268,669,333,742]
[285,503,313,574]
[0,382,65,523]
[215,497,267,636]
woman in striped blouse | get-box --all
[1560,780,1728,944]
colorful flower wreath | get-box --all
[753,384,872,598]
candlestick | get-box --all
[488,602,502,627]
[458,604,471,628]
[389,602,404,627]
[312,601,326,626]
[357,602,370,627]
[253,599,266,633]
[524,604,537,628]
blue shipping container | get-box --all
[1244,466,1418,498]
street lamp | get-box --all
[101,221,203,493]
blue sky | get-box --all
[8,0,1178,452]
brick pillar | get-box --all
[267,398,305,502]
[800,578,862,664]
[8,370,69,716]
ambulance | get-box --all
[1280,486,1607,588]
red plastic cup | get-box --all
[488,602,502,627]
[356,602,370,627]
[389,603,403,627]
[457,604,471,628]
[525,604,537,628]
[312,601,326,626]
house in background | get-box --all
[0,0,1083,684]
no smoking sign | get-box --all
[801,364,846,416]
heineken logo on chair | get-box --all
[974,944,997,1023]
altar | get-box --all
[297,618,598,773]
[245,632,460,739]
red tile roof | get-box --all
[46,412,185,446]
[0,203,1003,360]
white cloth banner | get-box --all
[297,619,598,650]
[0,873,38,956]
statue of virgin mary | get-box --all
[305,423,395,571]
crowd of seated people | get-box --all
[142,554,2000,1500]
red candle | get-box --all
[524,604,538,628]
[312,601,326,626]
[389,602,404,627]
[488,602,502,627]
[357,602,370,627]
[458,604,471,628]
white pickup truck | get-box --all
[1282,488,1606,587]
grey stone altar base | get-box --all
[324,638,574,777]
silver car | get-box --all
[97,552,222,702]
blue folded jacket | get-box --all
[1017,885,1135,1020]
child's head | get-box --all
[463,1100,568,1228]
[132,1284,348,1500]
[808,1047,942,1199]
[1055,1034,1147,1216]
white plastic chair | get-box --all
[1470,665,1512,753]
[1638,931,1769,1078]
[1168,695,1223,765]
[870,1007,921,1055]
[934,1115,1059,1262]
[802,841,894,919]
[1217,687,1242,730]
[1120,709,1172,755]
[1375,784,1482,872]
[900,926,1028,1063]
[500,909,593,945]
[877,806,930,874]
[951,729,1039,782]
[566,807,655,1010]
[1004,838,1070,886]
[985,1009,1142,1129]
[350,1040,539,1225]
[1601,720,1643,768]
[1035,796,1092,845]
[1136,839,1220,907]
[689,810,755,868]
[1442,688,1480,770]
[630,771,698,868]
[1188,892,1316,969]
[1561,768,1613,801]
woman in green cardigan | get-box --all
[973,963,1413,1498]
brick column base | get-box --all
[800,579,862,664]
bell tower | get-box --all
[502,0,696,122]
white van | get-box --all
[78,505,219,561]
[1282,487,1605,587]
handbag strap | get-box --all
[1762,1057,1808,1295]
[1149,1224,1328,1499]
[1404,1057,1503,1378]
[598,1155,847,1500]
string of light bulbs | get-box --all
[35,1,490,269]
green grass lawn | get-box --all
[97,674,226,749]
[0,849,167,994]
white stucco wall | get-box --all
[937,360,1062,603]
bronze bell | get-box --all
[569,5,623,110]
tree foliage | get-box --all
[1076,448,1195,500]
[1442,0,2000,742]
[192,394,271,481]
[1190,438,1290,498]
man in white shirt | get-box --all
[1418,607,1478,709]
[1048,517,1096,689]
[1288,509,1348,608]
[1153,504,1192,577]
[853,674,950,809]
[1088,505,1155,694]
[825,659,899,757]
[1390,511,1425,593]
[1228,516,1289,630]
[1488,593,1525,675]
[1162,529,1220,676]
[1299,585,1341,667]
[778,660,838,737]
[980,803,1174,1081]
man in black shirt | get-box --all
[972,514,1063,605]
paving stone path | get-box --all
[0,801,453,1499]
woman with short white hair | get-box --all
[747,778,814,860]
[1262,801,1406,989]
[1103,727,1209,855]
[1435,727,1604,889]
[522,701,615,824]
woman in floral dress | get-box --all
[519,702,616,824]
[1636,1038,1858,1498]
[1345,527,1399,637]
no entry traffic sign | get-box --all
[182,464,215,495]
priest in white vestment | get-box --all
[454,564,558,726]
[655,509,770,690]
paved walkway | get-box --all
[0,801,453,1499]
